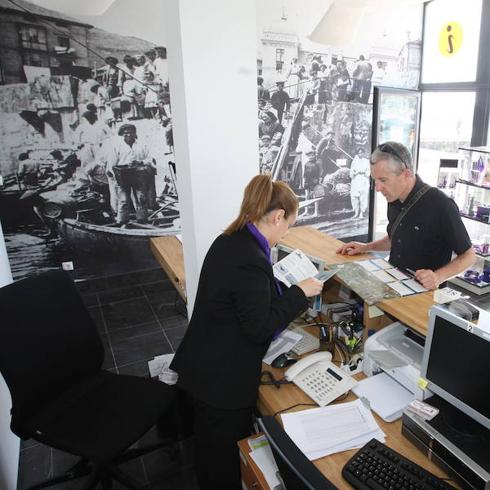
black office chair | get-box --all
[258,416,338,490]
[0,271,177,490]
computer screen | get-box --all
[421,306,490,429]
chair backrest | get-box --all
[0,270,104,435]
[258,416,337,490]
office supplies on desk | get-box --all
[281,399,385,460]
[342,438,455,489]
[284,351,357,407]
[263,329,302,365]
[352,372,415,422]
[289,326,320,355]
[248,440,284,490]
[363,322,431,401]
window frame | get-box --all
[419,0,490,146]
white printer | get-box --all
[363,321,432,401]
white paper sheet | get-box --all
[281,400,385,460]
[273,249,319,287]
[263,330,302,365]
[249,445,284,490]
[386,268,410,281]
[371,258,392,270]
[388,281,415,296]
[357,260,379,272]
[371,269,396,283]
[352,372,415,422]
[403,279,428,293]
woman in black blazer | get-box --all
[170,174,323,489]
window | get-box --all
[276,48,284,72]
[418,92,475,186]
[19,25,47,51]
[421,0,482,83]
[57,36,70,48]
[23,52,49,67]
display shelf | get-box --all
[456,178,490,190]
[459,146,490,154]
[459,213,490,225]
[449,276,490,295]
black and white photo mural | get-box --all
[256,0,423,240]
[0,0,179,281]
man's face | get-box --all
[122,129,136,145]
[370,159,409,203]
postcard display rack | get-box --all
[451,146,490,294]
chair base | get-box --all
[27,440,178,490]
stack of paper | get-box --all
[248,436,284,490]
[281,400,385,460]
[148,354,178,385]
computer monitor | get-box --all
[258,416,336,490]
[420,305,490,430]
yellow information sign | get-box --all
[439,21,463,57]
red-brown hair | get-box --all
[224,174,298,235]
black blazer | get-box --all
[170,227,308,409]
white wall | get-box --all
[0,221,18,490]
[165,0,259,312]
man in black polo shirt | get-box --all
[337,141,475,290]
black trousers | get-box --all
[192,397,253,490]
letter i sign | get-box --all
[439,21,463,57]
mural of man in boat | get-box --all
[0,0,179,280]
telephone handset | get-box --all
[285,351,357,407]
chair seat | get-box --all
[23,371,175,463]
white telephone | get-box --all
[285,351,357,407]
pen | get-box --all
[405,268,422,284]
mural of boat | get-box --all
[57,217,178,264]
[0,173,64,228]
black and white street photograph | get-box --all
[256,0,423,241]
[0,0,178,281]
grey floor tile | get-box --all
[108,321,162,345]
[161,314,188,331]
[80,292,98,308]
[165,325,187,351]
[111,331,173,367]
[117,359,151,377]
[102,297,157,330]
[98,285,145,305]
[141,280,174,296]
[88,306,106,334]
[100,334,115,370]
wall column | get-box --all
[165,0,259,313]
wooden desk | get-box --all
[150,236,187,302]
[150,226,437,335]
[257,364,454,489]
[280,226,436,336]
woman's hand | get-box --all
[297,277,324,297]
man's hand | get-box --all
[414,269,441,290]
[336,241,367,256]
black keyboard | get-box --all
[342,438,455,490]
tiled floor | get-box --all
[17,268,199,490]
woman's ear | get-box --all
[271,208,285,226]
